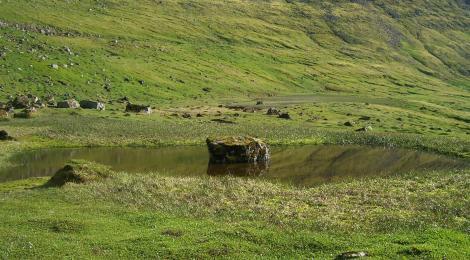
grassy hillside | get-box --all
[0,0,469,105]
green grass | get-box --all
[0,163,469,258]
[0,0,468,104]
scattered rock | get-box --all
[125,103,152,114]
[51,64,59,69]
[11,95,31,109]
[44,95,56,107]
[46,160,112,187]
[118,96,129,103]
[0,109,9,119]
[243,107,255,113]
[278,112,291,120]
[206,136,270,164]
[13,108,36,119]
[0,130,13,141]
[182,112,191,119]
[202,87,211,92]
[256,100,263,105]
[335,251,368,259]
[211,118,235,124]
[196,113,204,117]
[57,99,80,109]
[344,121,355,127]
[359,116,371,121]
[266,107,280,115]
[79,100,105,110]
[138,80,145,85]
[356,126,373,132]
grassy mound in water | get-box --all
[0,162,469,258]
[45,160,112,187]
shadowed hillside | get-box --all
[0,0,469,105]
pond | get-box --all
[1,145,468,187]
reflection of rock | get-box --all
[206,136,270,163]
[207,161,269,177]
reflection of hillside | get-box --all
[1,146,468,186]
[267,146,469,187]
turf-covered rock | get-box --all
[206,136,270,164]
[125,103,152,114]
[46,160,112,187]
[57,99,80,109]
[13,108,36,119]
[80,100,105,110]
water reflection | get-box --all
[0,145,468,187]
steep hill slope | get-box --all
[0,0,469,106]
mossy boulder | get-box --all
[206,136,270,164]
[46,160,112,187]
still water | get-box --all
[1,145,468,186]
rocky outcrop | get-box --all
[57,99,80,109]
[206,136,270,164]
[79,100,105,110]
[125,103,152,114]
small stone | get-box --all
[266,107,280,115]
[79,100,105,110]
[335,251,368,259]
[51,64,59,69]
[356,126,373,132]
[344,121,355,127]
[0,130,13,141]
[182,112,191,119]
[125,103,152,114]
[278,112,291,120]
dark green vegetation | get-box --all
[0,0,469,258]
